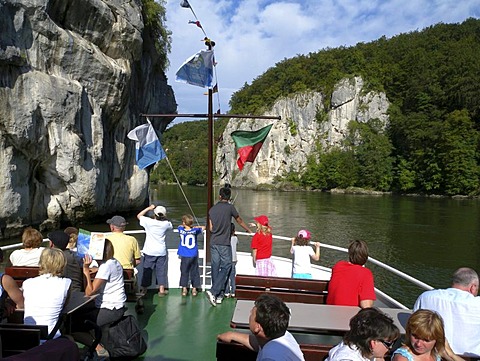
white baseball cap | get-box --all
[154,206,167,216]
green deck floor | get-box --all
[130,289,238,361]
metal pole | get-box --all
[140,113,281,120]
[206,88,213,263]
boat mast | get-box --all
[207,88,214,261]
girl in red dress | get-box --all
[250,215,277,276]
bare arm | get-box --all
[137,204,155,220]
[2,274,24,310]
[439,339,465,361]
[217,331,259,352]
[235,215,252,233]
[311,242,321,261]
[359,299,374,308]
[252,249,257,268]
[83,255,107,296]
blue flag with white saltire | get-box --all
[175,49,214,88]
[127,119,166,169]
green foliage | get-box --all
[229,18,480,195]
[150,119,228,185]
[230,19,480,124]
[438,110,480,195]
[394,158,416,192]
[141,0,171,69]
[298,120,392,191]
[315,106,328,123]
[301,148,357,190]
[345,120,394,191]
[288,118,298,137]
[161,19,480,196]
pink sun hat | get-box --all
[297,229,311,240]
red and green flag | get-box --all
[231,124,273,171]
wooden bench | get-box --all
[0,324,48,357]
[235,274,329,304]
[122,269,143,303]
[216,340,332,361]
[4,267,40,287]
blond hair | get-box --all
[39,248,66,277]
[22,227,43,248]
[256,223,271,235]
[405,309,445,356]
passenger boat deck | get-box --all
[130,288,236,360]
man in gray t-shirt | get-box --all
[206,184,251,306]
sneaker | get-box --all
[216,296,224,304]
[224,293,231,298]
[206,290,216,307]
[231,293,236,298]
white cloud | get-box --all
[164,0,479,117]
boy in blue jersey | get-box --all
[177,214,206,296]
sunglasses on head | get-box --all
[379,339,396,349]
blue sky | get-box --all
[165,0,479,119]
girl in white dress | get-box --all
[290,229,320,279]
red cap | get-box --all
[254,215,269,226]
[297,229,311,240]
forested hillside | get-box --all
[154,18,480,195]
[151,119,227,185]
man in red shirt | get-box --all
[326,240,375,308]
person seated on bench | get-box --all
[217,294,305,361]
[23,248,71,339]
[48,230,84,292]
[0,249,24,319]
[392,309,463,361]
[9,227,45,267]
[326,307,399,361]
[327,240,376,308]
[80,239,126,358]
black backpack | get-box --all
[103,315,147,360]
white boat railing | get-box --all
[2,230,432,308]
[237,231,434,293]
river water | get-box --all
[146,184,480,307]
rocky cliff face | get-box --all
[0,0,176,236]
[217,77,389,187]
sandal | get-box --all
[192,289,198,297]
[182,288,188,297]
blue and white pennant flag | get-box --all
[175,49,214,88]
[127,119,166,169]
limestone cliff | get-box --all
[217,77,389,187]
[0,0,176,236]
